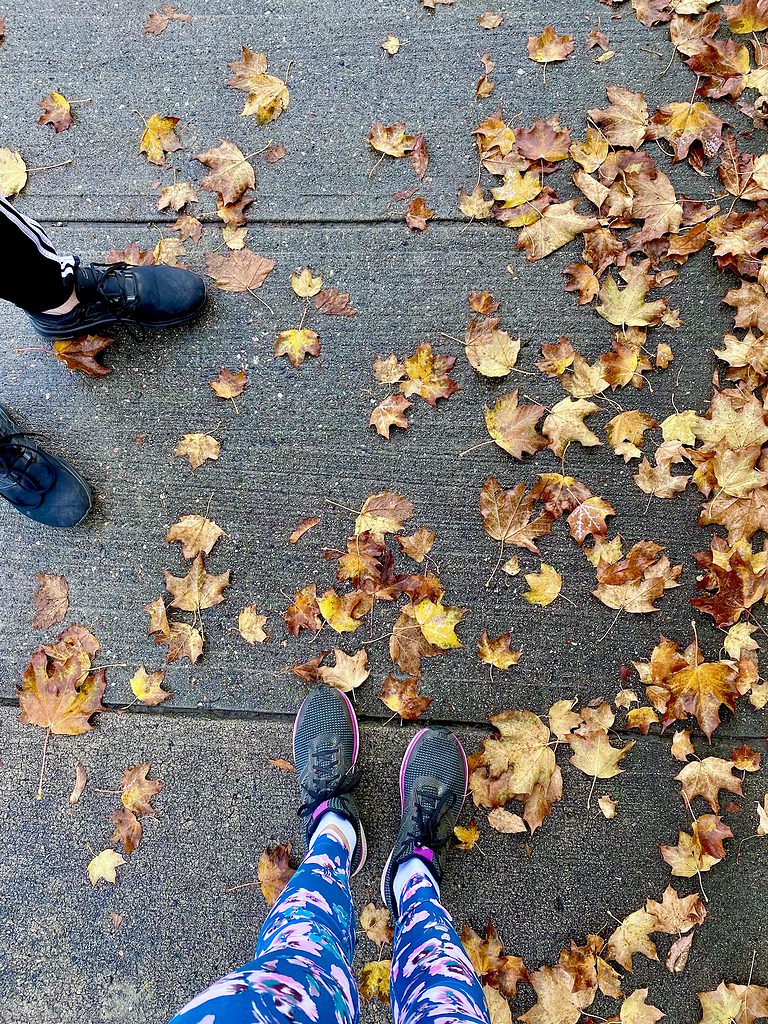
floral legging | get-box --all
[168,831,490,1024]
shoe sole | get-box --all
[30,292,208,340]
[293,688,367,876]
[381,728,469,908]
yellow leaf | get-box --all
[290,266,323,297]
[359,960,392,1003]
[87,849,126,886]
[454,820,481,851]
[413,598,464,649]
[318,590,365,633]
[139,113,182,166]
[0,147,28,198]
[523,564,562,606]
[129,665,171,706]
[238,606,270,644]
[274,328,320,367]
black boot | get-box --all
[0,408,92,528]
[28,258,207,339]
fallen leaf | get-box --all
[144,5,191,35]
[523,564,563,607]
[165,554,230,612]
[129,665,171,706]
[173,432,221,470]
[53,335,114,377]
[205,249,275,292]
[228,47,289,123]
[111,807,142,854]
[379,673,431,720]
[209,367,247,399]
[359,960,391,1003]
[318,648,370,692]
[360,903,393,947]
[32,573,68,630]
[37,91,73,133]
[478,632,521,669]
[0,148,28,197]
[274,327,321,367]
[197,140,256,205]
[121,763,164,815]
[139,113,181,166]
[238,606,270,644]
[69,762,87,805]
[289,517,321,543]
[258,842,295,906]
[87,849,125,886]
[166,514,224,558]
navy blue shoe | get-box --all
[293,685,367,875]
[28,258,207,339]
[0,408,92,528]
[381,728,468,917]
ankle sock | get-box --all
[393,855,439,912]
[310,811,357,855]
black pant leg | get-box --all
[0,197,75,312]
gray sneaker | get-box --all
[381,727,468,917]
[293,685,367,874]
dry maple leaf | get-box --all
[396,528,435,562]
[318,589,368,633]
[37,91,73,133]
[518,200,598,261]
[166,514,224,559]
[398,342,457,405]
[144,596,204,664]
[605,909,658,971]
[111,806,142,854]
[289,516,321,543]
[527,25,575,65]
[32,573,68,630]
[368,121,415,158]
[314,288,356,316]
[567,495,615,545]
[454,820,481,851]
[129,665,171,706]
[87,849,125,886]
[646,885,707,934]
[258,842,295,906]
[284,584,322,636]
[543,397,602,457]
[197,140,256,205]
[619,989,664,1024]
[291,266,323,297]
[379,673,431,720]
[139,113,181,166]
[597,274,667,328]
[484,390,547,460]
[587,87,649,150]
[519,964,586,1024]
[381,33,401,55]
[121,763,164,816]
[165,554,230,612]
[480,478,552,555]
[459,185,494,220]
[675,756,743,812]
[462,921,529,998]
[228,47,289,123]
[698,983,768,1024]
[523,564,563,607]
[210,367,247,399]
[317,648,370,692]
[157,182,198,213]
[275,327,321,367]
[359,960,391,1003]
[660,813,733,876]
[206,250,275,293]
[360,903,394,948]
[0,148,28,198]
[18,625,106,736]
[478,632,521,669]
[405,196,434,231]
[647,101,725,166]
[173,432,221,470]
[238,606,270,644]
[465,318,520,378]
[144,4,191,35]
[470,710,562,832]
[413,598,463,648]
[390,604,440,676]
[53,335,114,377]
[355,491,414,541]
[569,729,635,779]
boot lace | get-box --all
[405,788,456,852]
[86,263,145,341]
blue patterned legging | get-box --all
[168,832,490,1024]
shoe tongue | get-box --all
[75,263,134,303]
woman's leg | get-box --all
[381,728,490,1024]
[168,685,366,1024]
[169,826,359,1024]
[390,865,489,1024]
[0,196,75,312]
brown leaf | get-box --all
[360,903,394,947]
[206,249,275,292]
[314,288,357,316]
[228,47,289,123]
[173,432,221,470]
[258,842,295,906]
[69,762,87,805]
[527,25,575,65]
[144,4,191,35]
[53,335,114,377]
[379,673,431,720]
[32,573,69,630]
[405,196,434,231]
[37,91,74,133]
[238,606,270,644]
[111,806,143,853]
[209,367,247,399]
[484,390,547,459]
[396,527,436,562]
[289,516,321,543]
[165,554,230,612]
[284,584,322,636]
[478,632,521,670]
[317,648,370,692]
[18,625,106,735]
[197,140,256,205]
[166,514,225,559]
[121,763,164,816]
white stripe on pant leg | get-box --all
[0,197,76,276]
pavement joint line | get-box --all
[1,696,763,742]
[32,216,475,228]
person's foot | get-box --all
[293,685,367,875]
[27,258,207,339]
[381,727,468,917]
[0,408,92,528]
